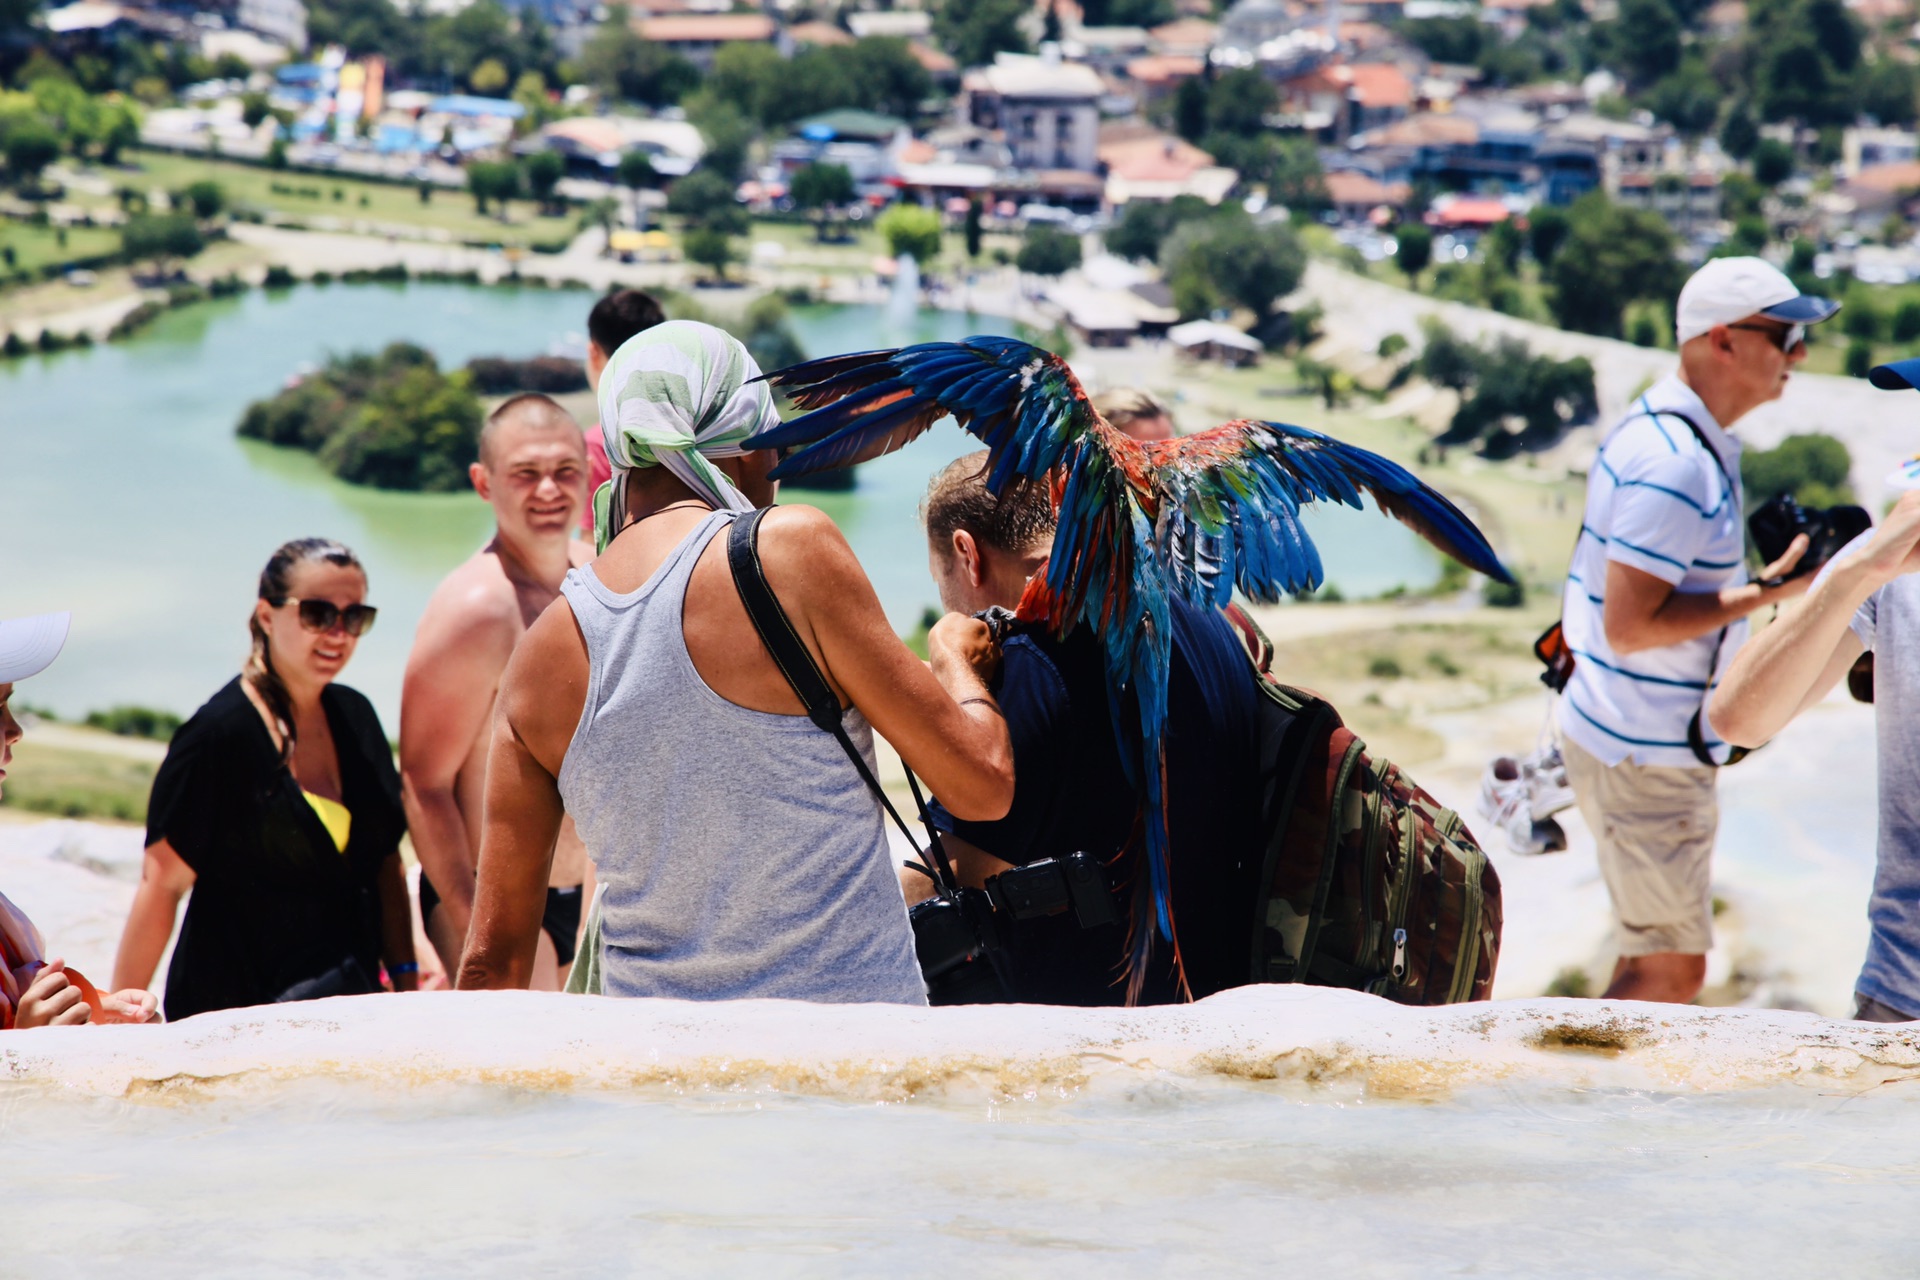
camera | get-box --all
[908,851,1120,1005]
[1748,494,1871,581]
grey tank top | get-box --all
[557,509,928,1005]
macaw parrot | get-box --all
[749,335,1513,1000]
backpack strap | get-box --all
[725,508,962,889]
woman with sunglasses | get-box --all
[112,538,417,1020]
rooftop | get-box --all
[1125,54,1205,87]
[1324,170,1411,206]
[634,13,776,41]
[788,20,852,46]
[967,53,1106,101]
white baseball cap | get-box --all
[0,613,70,684]
[1673,256,1839,346]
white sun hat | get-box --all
[1673,256,1840,346]
[0,613,70,683]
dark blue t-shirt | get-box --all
[931,599,1263,1004]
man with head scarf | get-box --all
[457,323,1015,1003]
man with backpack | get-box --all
[907,451,1265,1003]
[1708,360,1920,1023]
[1556,258,1834,1004]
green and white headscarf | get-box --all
[593,320,781,552]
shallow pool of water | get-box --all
[1,1077,1912,1276]
[3,986,1916,1277]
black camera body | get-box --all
[1748,494,1871,581]
[908,851,1120,1005]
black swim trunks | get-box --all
[419,872,583,968]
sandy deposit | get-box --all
[5,984,1919,1106]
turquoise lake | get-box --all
[0,282,1438,723]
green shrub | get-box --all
[1484,579,1527,608]
[1845,338,1875,379]
[1367,655,1403,678]
[1895,299,1920,344]
[263,264,295,289]
[84,705,182,740]
[1742,433,1854,509]
[1377,332,1410,359]
[238,343,481,492]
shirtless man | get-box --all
[401,393,594,989]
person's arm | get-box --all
[761,507,1015,821]
[1711,494,1920,746]
[398,592,515,946]
[1604,536,1810,655]
[110,839,195,992]
[901,832,1018,906]
[375,851,420,992]
[457,601,585,991]
[14,959,90,1028]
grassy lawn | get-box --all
[744,217,1022,280]
[0,221,123,276]
[0,740,156,823]
[115,150,581,251]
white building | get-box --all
[237,0,306,50]
[962,52,1105,174]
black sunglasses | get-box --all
[1728,321,1807,354]
[274,597,378,637]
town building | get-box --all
[633,13,776,72]
[962,52,1105,173]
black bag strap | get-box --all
[724,509,965,891]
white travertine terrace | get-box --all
[6,985,1920,1103]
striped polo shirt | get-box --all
[1556,377,1746,769]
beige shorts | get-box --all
[1561,734,1718,958]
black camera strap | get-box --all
[724,508,965,894]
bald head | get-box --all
[479,393,587,469]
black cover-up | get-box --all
[145,678,405,1021]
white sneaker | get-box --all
[1527,745,1575,821]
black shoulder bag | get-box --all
[724,508,1010,1000]
[1535,409,1750,768]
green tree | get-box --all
[524,149,565,214]
[617,149,657,194]
[4,122,60,186]
[1843,297,1883,341]
[466,160,521,217]
[1862,59,1919,128]
[1742,433,1855,507]
[933,0,1029,70]
[321,362,482,492]
[682,90,754,180]
[1893,299,1920,343]
[267,137,289,170]
[120,213,204,273]
[877,202,943,264]
[1545,192,1679,337]
[1396,223,1433,286]
[666,167,747,235]
[176,179,225,219]
[964,197,983,259]
[1206,68,1276,137]
[1719,101,1760,160]
[1527,205,1570,267]
[1399,16,1483,64]
[1752,137,1795,187]
[469,56,510,95]
[705,41,786,124]
[790,161,855,240]
[1483,218,1524,276]
[1647,60,1718,137]
[578,6,700,106]
[1016,224,1081,277]
[1163,213,1306,319]
[682,226,734,280]
[1173,77,1208,143]
[1607,0,1681,88]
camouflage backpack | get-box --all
[1224,606,1502,1005]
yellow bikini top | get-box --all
[302,790,352,854]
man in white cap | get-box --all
[1710,357,1920,1023]
[1556,257,1837,1004]
[0,612,159,1027]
